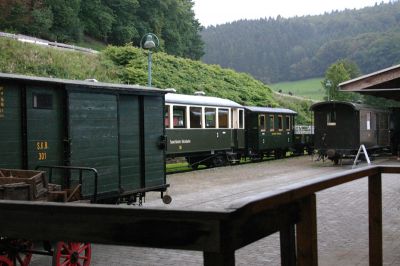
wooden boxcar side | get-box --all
[0,73,167,202]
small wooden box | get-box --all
[0,169,48,199]
[0,182,33,200]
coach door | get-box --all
[26,86,64,171]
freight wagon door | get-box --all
[0,83,23,168]
[118,95,141,191]
[143,96,165,188]
[67,91,119,197]
[26,86,64,171]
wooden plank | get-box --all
[0,200,225,252]
[228,166,380,212]
[369,173,382,266]
[296,194,318,266]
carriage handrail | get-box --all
[1,165,399,265]
[35,165,99,203]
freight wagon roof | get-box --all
[310,101,388,112]
[0,72,166,94]
[244,106,297,115]
[165,93,243,108]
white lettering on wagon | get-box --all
[169,139,191,144]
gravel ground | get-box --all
[30,155,400,266]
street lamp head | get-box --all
[143,34,156,49]
[140,33,159,87]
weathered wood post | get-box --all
[296,194,318,266]
[280,224,296,266]
[204,250,235,266]
[368,172,382,266]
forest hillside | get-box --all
[201,1,400,83]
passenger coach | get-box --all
[311,101,390,164]
[165,92,245,168]
[244,106,297,159]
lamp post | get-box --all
[325,79,332,101]
[140,33,159,87]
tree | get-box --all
[322,59,362,102]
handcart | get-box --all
[0,167,98,266]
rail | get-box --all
[0,165,399,265]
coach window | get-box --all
[164,105,170,128]
[327,110,336,126]
[239,109,244,129]
[366,112,371,130]
[218,108,229,128]
[285,115,291,131]
[269,115,275,131]
[190,107,202,128]
[205,107,216,128]
[278,115,283,131]
[259,114,266,131]
[173,105,186,128]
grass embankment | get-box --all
[0,38,314,122]
[270,78,324,101]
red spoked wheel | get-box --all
[0,255,13,266]
[5,240,33,266]
[53,242,91,266]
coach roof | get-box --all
[165,93,243,108]
[245,106,297,115]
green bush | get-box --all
[0,39,312,123]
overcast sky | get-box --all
[193,0,393,27]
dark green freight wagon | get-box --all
[0,73,168,204]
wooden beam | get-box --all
[280,224,296,266]
[296,194,318,266]
[339,66,400,91]
[204,250,235,266]
[229,166,379,212]
[0,200,225,252]
[369,173,382,266]
[226,203,300,250]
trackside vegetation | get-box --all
[0,38,313,123]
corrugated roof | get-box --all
[0,72,165,94]
[165,93,243,108]
[244,106,297,114]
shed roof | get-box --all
[245,106,297,115]
[165,93,243,108]
[338,64,400,101]
[0,72,165,94]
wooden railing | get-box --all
[0,165,399,265]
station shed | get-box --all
[338,64,400,101]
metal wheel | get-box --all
[53,242,91,266]
[4,239,33,266]
[0,255,13,266]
